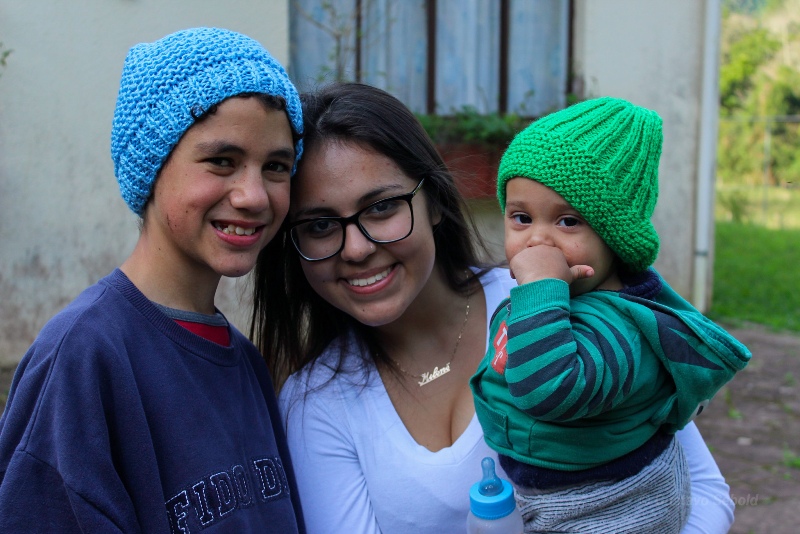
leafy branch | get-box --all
[416,106,530,149]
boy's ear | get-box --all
[136,200,151,230]
[137,181,159,227]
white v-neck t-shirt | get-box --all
[279,268,733,534]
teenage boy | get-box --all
[0,28,305,533]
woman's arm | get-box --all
[280,377,382,534]
[676,422,735,533]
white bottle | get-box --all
[466,457,524,534]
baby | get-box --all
[471,97,751,533]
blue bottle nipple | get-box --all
[469,457,517,520]
[478,457,503,497]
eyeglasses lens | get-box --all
[291,198,413,261]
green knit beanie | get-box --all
[497,97,663,273]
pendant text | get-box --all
[418,363,451,386]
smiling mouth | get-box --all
[214,223,257,236]
[347,266,393,287]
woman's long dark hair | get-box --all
[251,82,491,391]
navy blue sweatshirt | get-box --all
[0,270,304,533]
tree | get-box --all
[719,27,780,114]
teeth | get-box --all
[348,267,392,287]
[216,223,255,236]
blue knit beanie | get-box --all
[111,27,303,216]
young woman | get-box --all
[252,82,735,534]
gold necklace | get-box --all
[387,291,471,387]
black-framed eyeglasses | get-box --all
[288,178,426,261]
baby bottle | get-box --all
[467,457,523,534]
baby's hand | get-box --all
[509,245,595,286]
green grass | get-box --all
[783,448,800,470]
[716,185,800,229]
[709,221,800,332]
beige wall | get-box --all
[473,0,720,309]
[572,0,720,304]
[0,1,289,366]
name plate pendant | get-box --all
[418,363,451,386]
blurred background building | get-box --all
[0,0,722,366]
